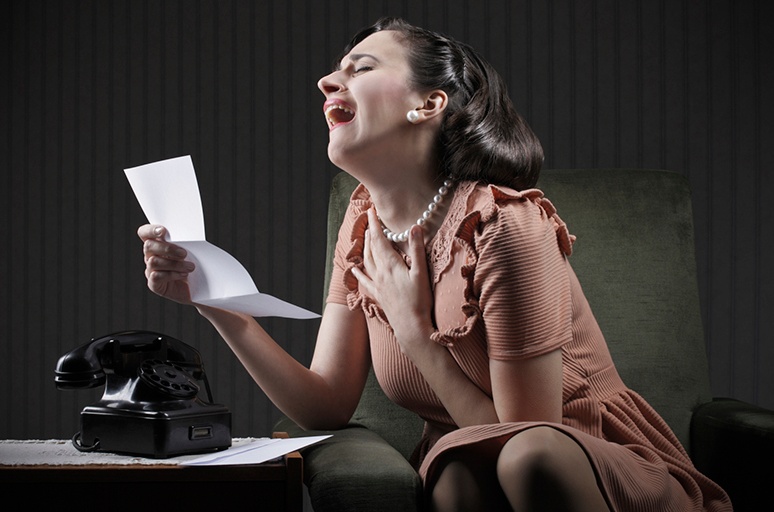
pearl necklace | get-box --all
[381,179,454,242]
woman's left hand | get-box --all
[351,208,436,356]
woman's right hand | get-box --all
[137,224,196,305]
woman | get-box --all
[139,17,731,511]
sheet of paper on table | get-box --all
[181,435,332,466]
[125,155,320,319]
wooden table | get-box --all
[0,432,302,511]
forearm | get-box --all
[196,306,351,429]
[399,326,500,427]
[427,351,500,427]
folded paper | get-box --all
[181,435,331,466]
[125,155,320,319]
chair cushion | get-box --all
[274,416,423,512]
[349,369,425,461]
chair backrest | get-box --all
[323,169,712,456]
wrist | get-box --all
[195,303,222,320]
[393,319,441,359]
[196,304,252,325]
[391,311,433,338]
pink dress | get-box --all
[327,180,732,511]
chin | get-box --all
[326,141,358,172]
[327,144,345,168]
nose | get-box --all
[317,70,346,96]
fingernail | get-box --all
[154,226,164,236]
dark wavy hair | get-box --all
[337,17,544,190]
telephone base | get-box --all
[76,401,232,458]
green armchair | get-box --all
[276,169,773,512]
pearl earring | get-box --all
[406,110,420,123]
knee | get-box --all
[431,460,481,512]
[496,426,587,506]
[496,426,566,482]
[496,427,608,512]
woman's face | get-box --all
[318,31,426,168]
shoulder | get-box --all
[453,181,575,257]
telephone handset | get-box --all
[55,330,231,458]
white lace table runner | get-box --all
[0,438,260,466]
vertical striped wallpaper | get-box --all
[2,0,771,440]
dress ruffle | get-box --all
[339,182,578,342]
[431,184,577,348]
[339,185,390,325]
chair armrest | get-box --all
[274,417,424,512]
[691,397,774,511]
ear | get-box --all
[416,90,448,123]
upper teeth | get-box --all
[325,104,354,125]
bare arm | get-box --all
[490,350,563,423]
[198,302,370,429]
[392,322,501,427]
[139,224,370,430]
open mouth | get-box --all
[325,103,355,129]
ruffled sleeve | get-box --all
[436,184,576,360]
[326,184,392,323]
[326,184,370,307]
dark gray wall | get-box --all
[2,0,771,440]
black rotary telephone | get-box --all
[55,330,231,458]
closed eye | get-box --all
[354,66,374,74]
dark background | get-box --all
[2,0,771,440]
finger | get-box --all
[365,208,408,272]
[146,269,192,303]
[145,253,195,274]
[362,228,372,262]
[350,265,374,299]
[143,239,188,261]
[407,225,429,280]
[358,231,376,275]
[137,224,167,241]
[145,268,190,285]
[148,268,189,282]
[366,207,392,253]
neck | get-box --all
[335,129,449,240]
[369,174,452,243]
